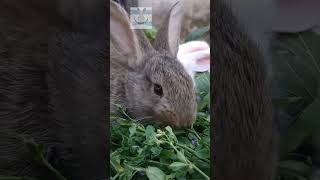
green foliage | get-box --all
[271,32,320,153]
[144,27,158,42]
[271,31,320,179]
[144,25,210,44]
[110,110,210,179]
[110,72,210,180]
[277,154,314,180]
[195,72,210,112]
[183,25,210,43]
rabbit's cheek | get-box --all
[153,103,176,125]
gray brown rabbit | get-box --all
[110,1,198,128]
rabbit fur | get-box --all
[0,0,107,179]
[212,0,279,179]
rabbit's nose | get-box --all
[153,103,194,128]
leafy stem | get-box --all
[189,162,210,180]
[176,143,210,163]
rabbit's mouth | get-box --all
[127,108,192,128]
[152,110,193,128]
[124,107,155,124]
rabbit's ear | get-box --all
[110,1,142,62]
[177,41,210,73]
[154,2,183,57]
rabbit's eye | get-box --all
[153,84,163,96]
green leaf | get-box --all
[198,93,210,112]
[184,26,209,42]
[165,126,178,142]
[21,137,44,163]
[195,72,210,95]
[111,151,124,173]
[151,147,163,157]
[159,149,176,162]
[145,167,166,180]
[176,150,187,163]
[129,126,136,137]
[169,162,188,171]
[195,148,210,159]
[144,27,158,41]
[165,174,176,180]
[176,177,187,180]
[284,98,320,153]
[145,126,157,141]
[275,96,304,108]
[119,168,137,180]
[278,159,313,179]
[145,126,155,136]
[195,72,210,111]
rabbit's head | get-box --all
[110,1,197,128]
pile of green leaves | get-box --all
[110,73,210,180]
[271,31,320,180]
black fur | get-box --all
[211,0,279,179]
[0,1,107,179]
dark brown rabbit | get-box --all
[0,0,107,179]
[110,1,197,128]
[212,0,279,179]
